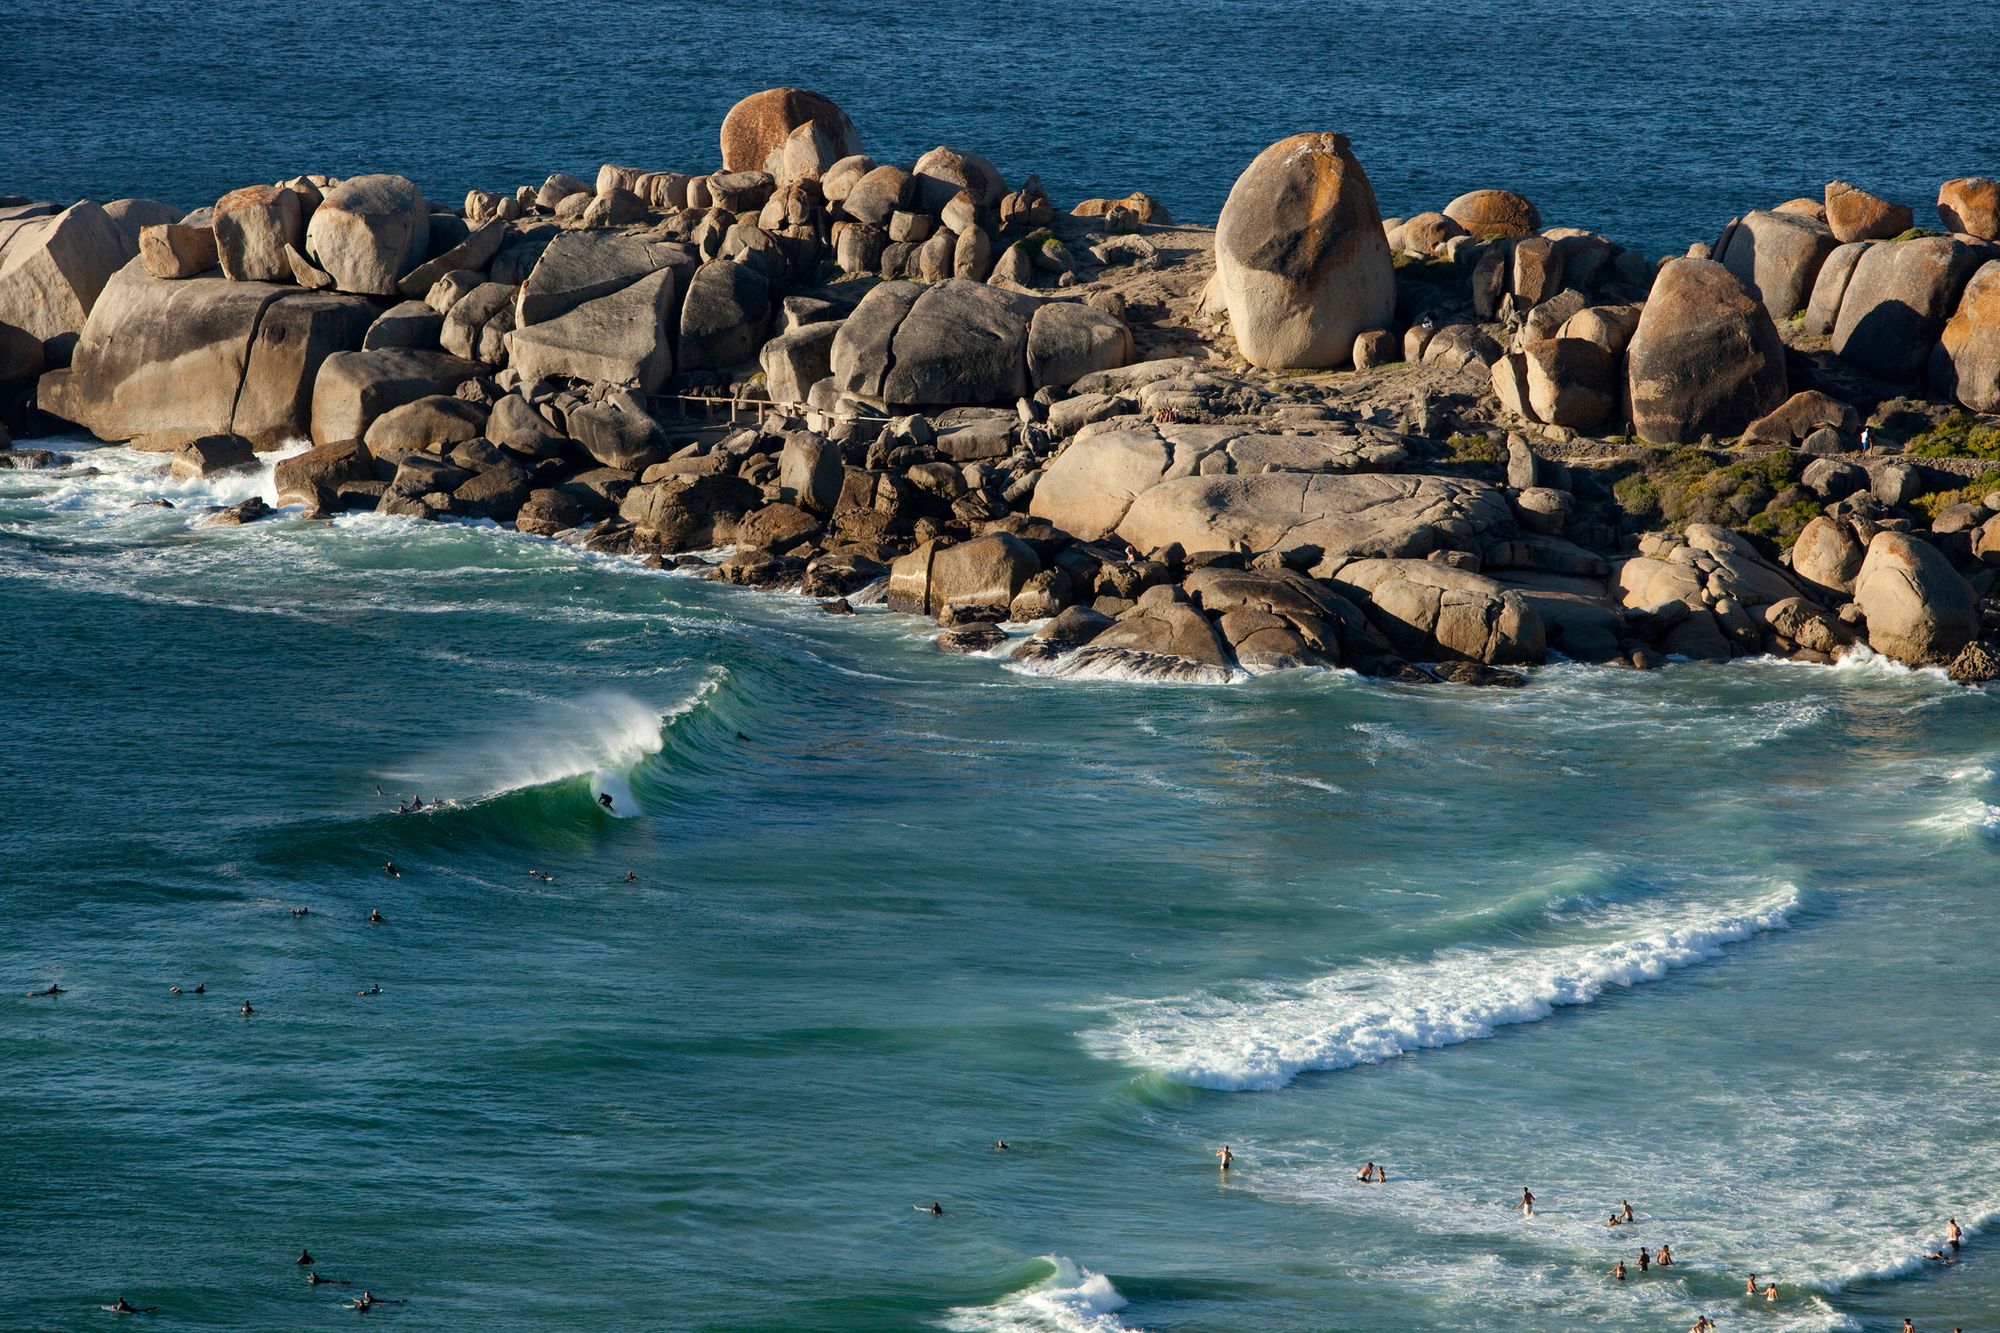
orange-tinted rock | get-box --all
[1442,188,1541,239]
[718,88,860,176]
[1931,259,2000,412]
[1824,180,1913,244]
[1214,133,1394,369]
[1937,177,2000,241]
[1625,258,1787,443]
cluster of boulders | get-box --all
[5,86,1149,462]
[9,109,2000,688]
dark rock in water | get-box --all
[1948,639,2000,684]
[453,459,533,519]
[0,448,71,470]
[205,495,272,525]
[715,549,802,586]
[938,624,1006,653]
[276,438,372,508]
[130,497,174,508]
[818,597,855,615]
[516,487,585,537]
[1429,660,1529,687]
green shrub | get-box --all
[1905,411,2000,460]
[1912,470,2000,521]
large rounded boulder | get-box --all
[305,174,429,296]
[1625,258,1787,443]
[1833,236,1985,382]
[1213,133,1394,370]
[719,88,861,176]
[1442,188,1541,239]
[1852,531,1979,666]
[1929,259,2000,412]
[1938,177,2000,240]
[1714,209,1836,320]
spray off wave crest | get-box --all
[940,1257,1142,1333]
[1086,886,1800,1091]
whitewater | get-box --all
[5,443,1999,1332]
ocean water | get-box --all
[4,444,1999,1332]
[8,1,2000,256]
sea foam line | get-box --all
[1084,887,1801,1091]
[939,1257,1142,1333]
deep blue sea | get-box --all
[7,0,2000,256]
[5,447,1999,1332]
[7,5,2000,1330]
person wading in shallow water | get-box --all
[1520,1187,1534,1218]
[1215,1145,1234,1172]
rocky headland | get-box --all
[7,90,2000,686]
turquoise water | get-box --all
[4,445,1999,1332]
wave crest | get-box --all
[1085,887,1800,1091]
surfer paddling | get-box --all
[27,982,63,997]
[104,1297,155,1314]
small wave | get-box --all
[1917,798,2000,840]
[1011,646,1242,687]
[940,1257,1141,1333]
[1816,1206,2000,1292]
[1084,886,1800,1091]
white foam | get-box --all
[1009,645,1242,687]
[376,671,725,810]
[15,440,307,518]
[940,1257,1141,1333]
[1085,887,1800,1091]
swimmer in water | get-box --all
[105,1297,155,1314]
[1520,1188,1534,1218]
[240,1001,255,1016]
[297,1249,314,1266]
[1216,1145,1234,1172]
[1947,1216,1962,1250]
[1357,1162,1376,1182]
[193,984,204,994]
[1638,1246,1650,1272]
[916,1202,943,1216]
[1765,1282,1779,1303]
[624,871,637,883]
[368,908,384,923]
[1622,1199,1634,1223]
[1658,1243,1673,1267]
[358,984,381,997]
[995,1140,1009,1150]
[307,1272,349,1286]
[382,862,399,878]
[1373,1164,1386,1182]
[291,906,310,917]
[1744,1275,1757,1295]
[28,983,64,997]
[1611,1259,1626,1281]
[1607,1213,1622,1228]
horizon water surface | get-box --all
[7,1,2000,256]
[3,445,1998,1331]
